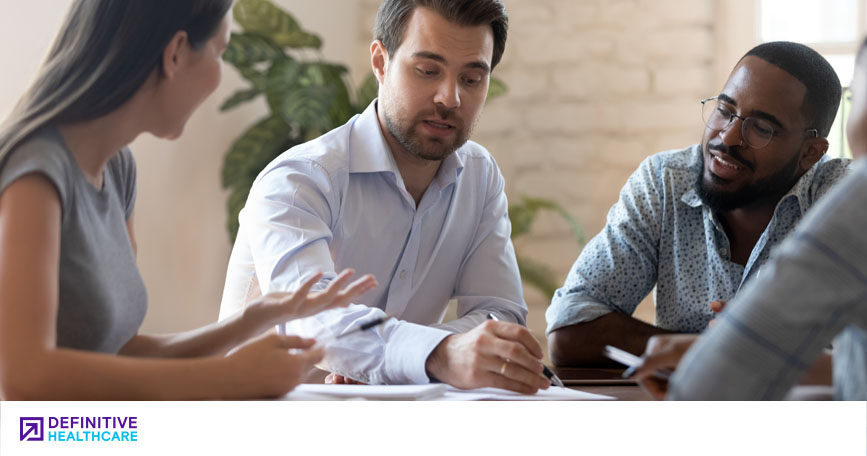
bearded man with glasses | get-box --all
[546,41,851,370]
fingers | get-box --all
[710,300,726,313]
[491,358,549,392]
[486,333,544,376]
[295,272,324,298]
[331,274,378,307]
[277,335,317,349]
[325,373,336,384]
[638,376,668,400]
[294,345,325,366]
[487,320,544,359]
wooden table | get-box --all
[554,367,653,401]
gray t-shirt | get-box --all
[0,127,147,353]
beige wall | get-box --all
[2,1,731,349]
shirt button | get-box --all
[719,248,727,256]
[399,270,407,280]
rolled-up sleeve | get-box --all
[546,157,662,334]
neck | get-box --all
[377,108,441,206]
[716,198,779,265]
[57,105,142,189]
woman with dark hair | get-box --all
[0,0,376,400]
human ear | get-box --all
[799,137,829,172]
[161,30,190,80]
[370,40,389,85]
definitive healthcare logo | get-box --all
[19,415,138,442]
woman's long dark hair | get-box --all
[0,0,232,162]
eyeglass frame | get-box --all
[699,96,819,149]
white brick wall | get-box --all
[353,0,717,350]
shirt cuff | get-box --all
[382,322,452,384]
[545,296,614,334]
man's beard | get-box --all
[382,102,471,162]
[696,143,801,212]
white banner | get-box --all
[1,401,865,455]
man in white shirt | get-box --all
[219,0,550,394]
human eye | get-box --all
[462,72,485,87]
[751,120,774,137]
[415,66,439,77]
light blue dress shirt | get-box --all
[546,145,850,334]
[670,160,867,400]
[219,101,526,384]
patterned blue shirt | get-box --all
[546,145,850,334]
[670,160,867,400]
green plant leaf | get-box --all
[234,0,322,49]
[516,256,560,300]
[319,63,355,127]
[237,66,266,91]
[509,195,585,245]
[355,72,379,111]
[264,57,302,114]
[487,77,508,103]
[226,181,252,243]
[220,88,261,112]
[222,115,291,189]
[222,32,284,68]
[280,84,337,132]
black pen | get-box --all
[315,314,394,348]
[486,313,565,388]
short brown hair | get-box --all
[373,0,509,69]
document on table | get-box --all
[440,385,614,401]
[284,384,447,401]
[283,384,613,401]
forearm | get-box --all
[121,304,269,358]
[548,313,675,367]
[1,348,236,400]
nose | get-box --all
[433,78,460,110]
[718,116,745,148]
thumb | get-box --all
[710,300,726,313]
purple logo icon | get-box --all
[20,417,44,441]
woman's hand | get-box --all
[222,333,324,398]
[247,269,378,331]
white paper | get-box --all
[283,383,447,401]
[439,385,615,401]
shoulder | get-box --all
[0,128,72,206]
[456,140,503,183]
[625,144,701,194]
[805,155,853,203]
[256,120,352,187]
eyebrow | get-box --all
[717,93,785,129]
[411,51,491,74]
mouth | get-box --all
[707,150,750,180]
[420,119,456,137]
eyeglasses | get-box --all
[700,96,818,149]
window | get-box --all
[759,0,866,158]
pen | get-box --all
[486,313,565,388]
[335,314,394,340]
[314,314,394,348]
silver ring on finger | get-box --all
[499,359,510,376]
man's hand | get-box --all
[424,320,550,394]
[324,373,366,385]
[632,334,698,400]
[707,300,727,328]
